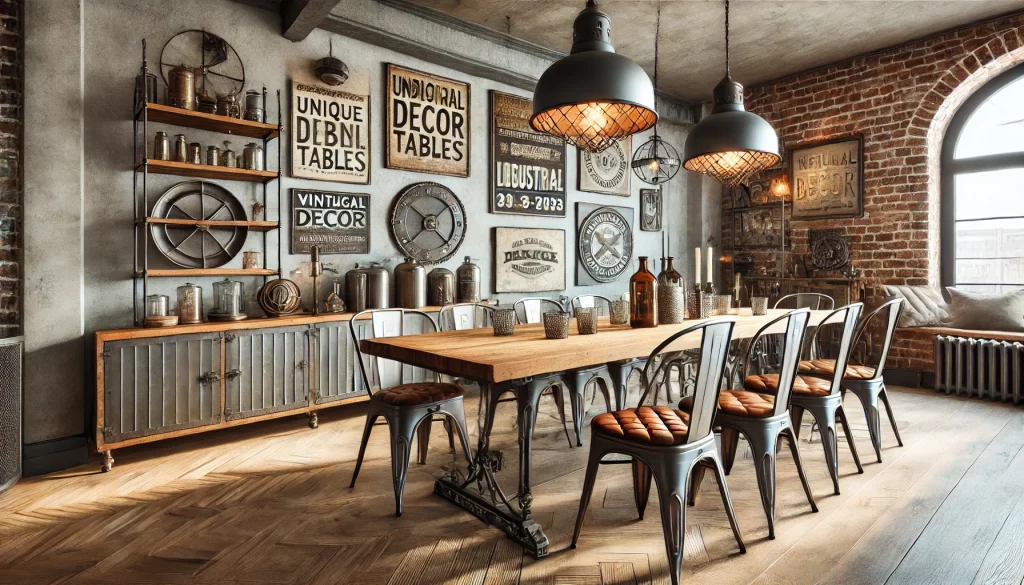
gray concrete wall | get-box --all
[23,0,718,446]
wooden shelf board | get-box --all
[140,103,279,139]
[140,159,278,183]
[145,268,278,277]
[145,218,278,232]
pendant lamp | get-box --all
[531,0,657,153]
[683,0,780,186]
[631,1,680,185]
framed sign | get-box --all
[493,227,566,293]
[789,136,863,220]
[385,64,470,177]
[640,188,662,231]
[732,206,783,248]
[291,81,370,184]
[490,91,567,217]
[576,202,634,286]
[290,189,370,254]
[578,137,631,196]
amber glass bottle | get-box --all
[630,256,659,328]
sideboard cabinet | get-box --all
[95,310,440,471]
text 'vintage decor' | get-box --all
[291,81,370,184]
[790,136,863,220]
[290,189,370,254]
[490,91,567,217]
[386,64,470,177]
[576,202,634,285]
[493,227,566,293]
[578,137,631,196]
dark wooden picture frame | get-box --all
[788,136,864,220]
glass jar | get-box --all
[629,256,658,328]
[657,256,685,325]
[212,278,244,316]
[145,294,169,318]
[173,134,187,162]
[153,131,169,161]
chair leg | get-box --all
[784,426,818,513]
[745,429,779,539]
[790,405,805,441]
[606,362,631,411]
[442,417,456,454]
[388,412,420,517]
[595,373,615,416]
[571,447,603,548]
[880,385,903,447]
[720,427,740,475]
[837,404,864,474]
[654,460,689,585]
[852,387,883,463]
[416,416,432,465]
[707,453,745,554]
[802,403,841,495]
[350,412,378,488]
[633,458,653,519]
[548,383,573,448]
[686,461,707,507]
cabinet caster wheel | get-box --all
[308,413,319,429]
[101,451,114,472]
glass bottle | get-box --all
[630,256,658,328]
[657,256,685,324]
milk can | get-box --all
[395,257,426,309]
[456,256,480,303]
[364,262,390,309]
[345,264,367,313]
[427,267,455,306]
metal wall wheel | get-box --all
[150,181,248,268]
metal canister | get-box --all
[456,256,481,303]
[134,71,158,107]
[176,283,203,324]
[364,262,390,309]
[187,142,202,165]
[206,145,220,166]
[173,134,187,162]
[145,294,169,318]
[244,90,263,122]
[153,131,169,161]
[167,65,195,110]
[395,257,426,309]
[243,142,263,170]
[221,143,236,168]
[345,264,368,313]
[427,268,455,306]
[216,93,240,118]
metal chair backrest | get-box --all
[438,303,496,331]
[807,302,864,394]
[349,308,438,396]
[570,294,613,316]
[774,293,835,311]
[639,318,736,445]
[851,298,904,382]
[513,297,566,324]
[739,308,811,417]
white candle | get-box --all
[707,247,713,286]
[695,248,701,284]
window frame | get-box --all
[941,62,1024,291]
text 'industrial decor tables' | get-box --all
[360,309,832,557]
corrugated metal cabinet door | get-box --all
[225,326,309,420]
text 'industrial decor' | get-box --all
[386,64,470,177]
[290,189,370,254]
[291,81,370,184]
[493,227,566,293]
[789,136,864,220]
[578,137,631,196]
[490,91,567,217]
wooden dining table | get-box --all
[360,309,833,557]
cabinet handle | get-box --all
[297,360,308,370]
[199,371,221,385]
[224,369,241,381]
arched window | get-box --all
[942,63,1024,293]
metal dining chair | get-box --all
[774,293,836,310]
[686,309,817,539]
[516,297,615,446]
[438,302,496,332]
[348,308,474,517]
[572,319,745,585]
[744,302,865,495]
[570,294,648,411]
[801,298,905,463]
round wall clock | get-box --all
[390,182,467,265]
[578,206,633,283]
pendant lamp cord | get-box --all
[724,0,730,77]
[652,0,661,137]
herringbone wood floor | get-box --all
[3,385,1024,585]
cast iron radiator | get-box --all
[935,335,1023,403]
[0,336,24,494]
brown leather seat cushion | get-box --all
[592,406,690,445]
[677,390,776,418]
[744,373,833,397]
[374,382,463,406]
[798,358,875,380]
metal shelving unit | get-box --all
[131,41,283,326]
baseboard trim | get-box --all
[23,435,90,477]
[883,368,926,388]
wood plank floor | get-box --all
[2,385,1023,585]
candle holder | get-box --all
[492,308,517,336]
[687,283,702,319]
[575,307,598,335]
[751,296,769,316]
[700,293,714,319]
[610,299,629,325]
[544,311,569,339]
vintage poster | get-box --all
[385,64,470,177]
[578,137,631,196]
[493,227,566,293]
[790,136,863,220]
[490,91,567,217]
[291,81,370,184]
[290,189,370,254]
[576,202,634,286]
[640,188,662,231]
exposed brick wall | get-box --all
[0,0,18,337]
[723,13,1024,374]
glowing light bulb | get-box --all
[648,159,660,173]
[585,103,608,129]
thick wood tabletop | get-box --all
[360,309,834,384]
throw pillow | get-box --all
[883,284,949,327]
[944,288,1024,332]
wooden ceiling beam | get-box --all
[282,0,337,42]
